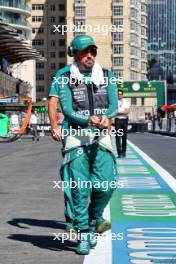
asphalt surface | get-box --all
[0,137,83,264]
[128,132,176,178]
[0,133,176,264]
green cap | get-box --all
[67,35,97,57]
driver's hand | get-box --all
[98,116,111,131]
[51,127,62,141]
[89,115,100,126]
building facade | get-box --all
[29,0,66,100]
[0,0,31,39]
[148,0,176,82]
[0,0,40,101]
[30,0,147,99]
[67,0,148,81]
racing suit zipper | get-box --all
[87,83,94,115]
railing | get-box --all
[128,105,154,123]
[147,118,176,134]
[0,1,31,13]
[0,71,31,98]
[1,16,31,28]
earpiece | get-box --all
[67,45,74,57]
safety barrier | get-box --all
[147,118,176,136]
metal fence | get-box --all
[128,105,155,123]
[147,118,176,134]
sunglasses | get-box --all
[77,46,97,58]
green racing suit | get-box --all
[49,64,118,231]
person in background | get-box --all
[9,112,20,134]
[115,89,130,158]
[157,107,165,129]
[29,110,39,142]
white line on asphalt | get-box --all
[146,133,176,139]
[84,139,176,264]
[84,138,116,264]
[128,140,176,193]
[83,204,112,264]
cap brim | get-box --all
[79,44,97,51]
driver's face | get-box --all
[75,46,97,71]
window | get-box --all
[141,51,146,59]
[32,16,44,22]
[32,28,44,34]
[57,27,67,35]
[74,20,86,32]
[131,8,138,18]
[141,62,147,71]
[36,63,45,69]
[113,0,123,3]
[112,32,123,41]
[32,39,44,45]
[51,40,56,46]
[131,97,137,104]
[36,85,45,92]
[130,20,138,31]
[112,57,123,66]
[50,28,56,35]
[59,16,65,23]
[59,39,65,46]
[141,26,146,35]
[50,52,56,58]
[59,51,65,58]
[51,63,56,70]
[113,44,123,54]
[32,4,44,10]
[131,71,138,81]
[130,0,138,5]
[112,19,123,26]
[74,32,85,37]
[130,46,138,56]
[141,16,146,24]
[141,38,147,48]
[50,17,56,23]
[38,50,44,57]
[130,33,138,45]
[112,6,123,16]
[150,43,158,51]
[74,19,86,26]
[36,74,44,81]
[131,58,138,68]
[36,63,44,69]
[50,5,55,11]
[141,73,147,80]
[58,4,65,11]
[141,4,146,12]
[113,70,123,78]
[75,0,85,3]
[75,7,86,16]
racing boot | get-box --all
[96,217,111,234]
[76,232,90,255]
[89,219,98,248]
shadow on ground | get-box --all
[7,218,76,252]
[8,218,66,230]
[7,234,76,252]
